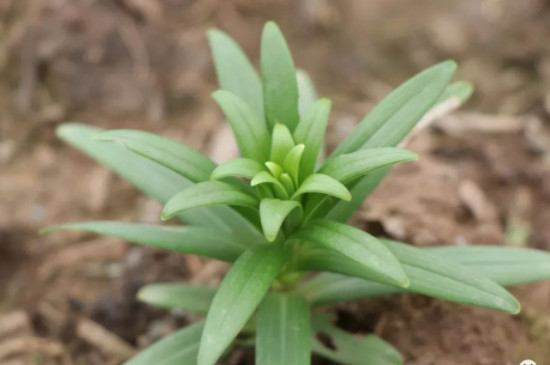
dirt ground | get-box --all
[1,0,550,364]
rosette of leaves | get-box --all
[42,22,550,365]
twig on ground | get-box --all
[76,317,135,360]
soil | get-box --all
[1,0,550,364]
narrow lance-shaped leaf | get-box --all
[319,148,417,184]
[212,90,270,162]
[279,173,295,195]
[123,321,204,365]
[324,167,389,223]
[56,124,260,238]
[297,69,318,117]
[138,283,217,315]
[56,124,187,206]
[294,245,392,284]
[261,21,300,131]
[332,61,456,156]
[311,314,402,365]
[252,171,289,199]
[208,29,264,120]
[260,199,301,242]
[94,129,216,183]
[306,148,416,221]
[426,245,550,287]
[198,245,284,365]
[292,174,351,202]
[283,144,305,185]
[292,221,409,288]
[211,158,265,181]
[293,99,331,181]
[256,293,311,365]
[271,123,296,165]
[322,61,456,222]
[162,181,259,221]
[436,80,473,105]
[383,239,519,313]
[298,240,521,314]
[40,221,247,260]
[325,81,468,224]
[265,162,283,179]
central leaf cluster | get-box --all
[252,123,306,200]
[209,122,352,242]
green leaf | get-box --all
[56,124,202,224]
[299,271,399,307]
[292,174,351,201]
[293,99,332,181]
[261,21,300,131]
[311,314,402,365]
[265,161,283,179]
[162,181,259,221]
[211,158,265,180]
[324,167,389,223]
[260,199,301,242]
[271,123,296,165]
[123,321,204,365]
[251,171,289,199]
[294,244,392,284]
[299,240,521,314]
[308,148,416,221]
[212,90,270,162]
[280,173,295,195]
[437,81,473,105]
[198,245,284,365]
[208,29,264,120]
[426,245,550,287]
[137,283,216,314]
[383,239,520,313]
[292,221,409,287]
[332,61,456,156]
[256,293,311,365]
[56,123,259,238]
[297,70,318,117]
[319,148,417,184]
[94,129,215,183]
[322,61,456,222]
[283,144,305,185]
[40,221,247,260]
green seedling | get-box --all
[42,21,550,365]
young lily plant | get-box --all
[43,22,550,365]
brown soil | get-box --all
[2,1,550,364]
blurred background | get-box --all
[1,0,550,364]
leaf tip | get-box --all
[206,27,222,39]
[136,286,154,304]
[440,59,458,74]
[38,226,55,235]
[342,191,352,201]
[265,233,277,242]
[456,81,474,104]
[160,210,173,221]
[399,276,411,289]
[263,20,279,33]
[55,123,89,140]
[210,89,225,101]
[508,298,522,315]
